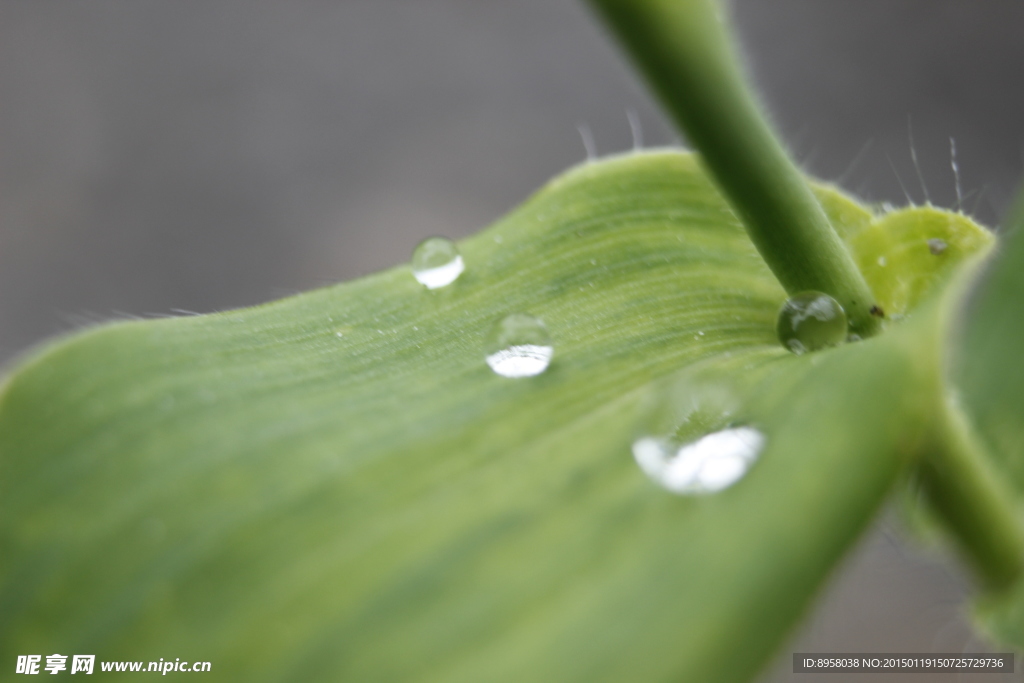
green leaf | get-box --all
[848,207,994,319]
[956,196,1024,643]
[0,151,994,682]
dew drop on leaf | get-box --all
[928,238,948,255]
[632,374,763,494]
[411,236,464,289]
[776,291,847,355]
[484,313,553,378]
[632,426,765,494]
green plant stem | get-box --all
[918,395,1024,591]
[588,0,881,336]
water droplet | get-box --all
[484,313,553,378]
[632,426,765,494]
[928,238,948,255]
[776,291,847,355]
[411,237,464,289]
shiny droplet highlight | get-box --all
[484,313,553,378]
[411,236,464,289]
[632,426,765,494]
[776,291,847,355]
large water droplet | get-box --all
[776,291,847,355]
[411,237,464,289]
[484,313,553,378]
[633,426,765,494]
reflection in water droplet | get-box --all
[484,313,553,378]
[633,426,765,494]
[776,291,847,355]
[927,238,948,255]
[411,237,464,289]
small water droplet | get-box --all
[776,291,847,355]
[484,313,553,378]
[877,256,887,267]
[632,426,765,494]
[411,237,464,289]
[928,238,948,255]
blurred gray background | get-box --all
[2,1,1022,680]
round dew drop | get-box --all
[411,236,464,289]
[776,291,847,355]
[632,426,765,495]
[484,313,553,378]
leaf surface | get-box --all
[0,151,992,682]
[955,197,1024,642]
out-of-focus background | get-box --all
[1,1,1021,680]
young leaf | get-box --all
[0,152,995,682]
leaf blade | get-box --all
[0,151,992,682]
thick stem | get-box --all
[588,0,881,336]
[918,395,1024,591]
